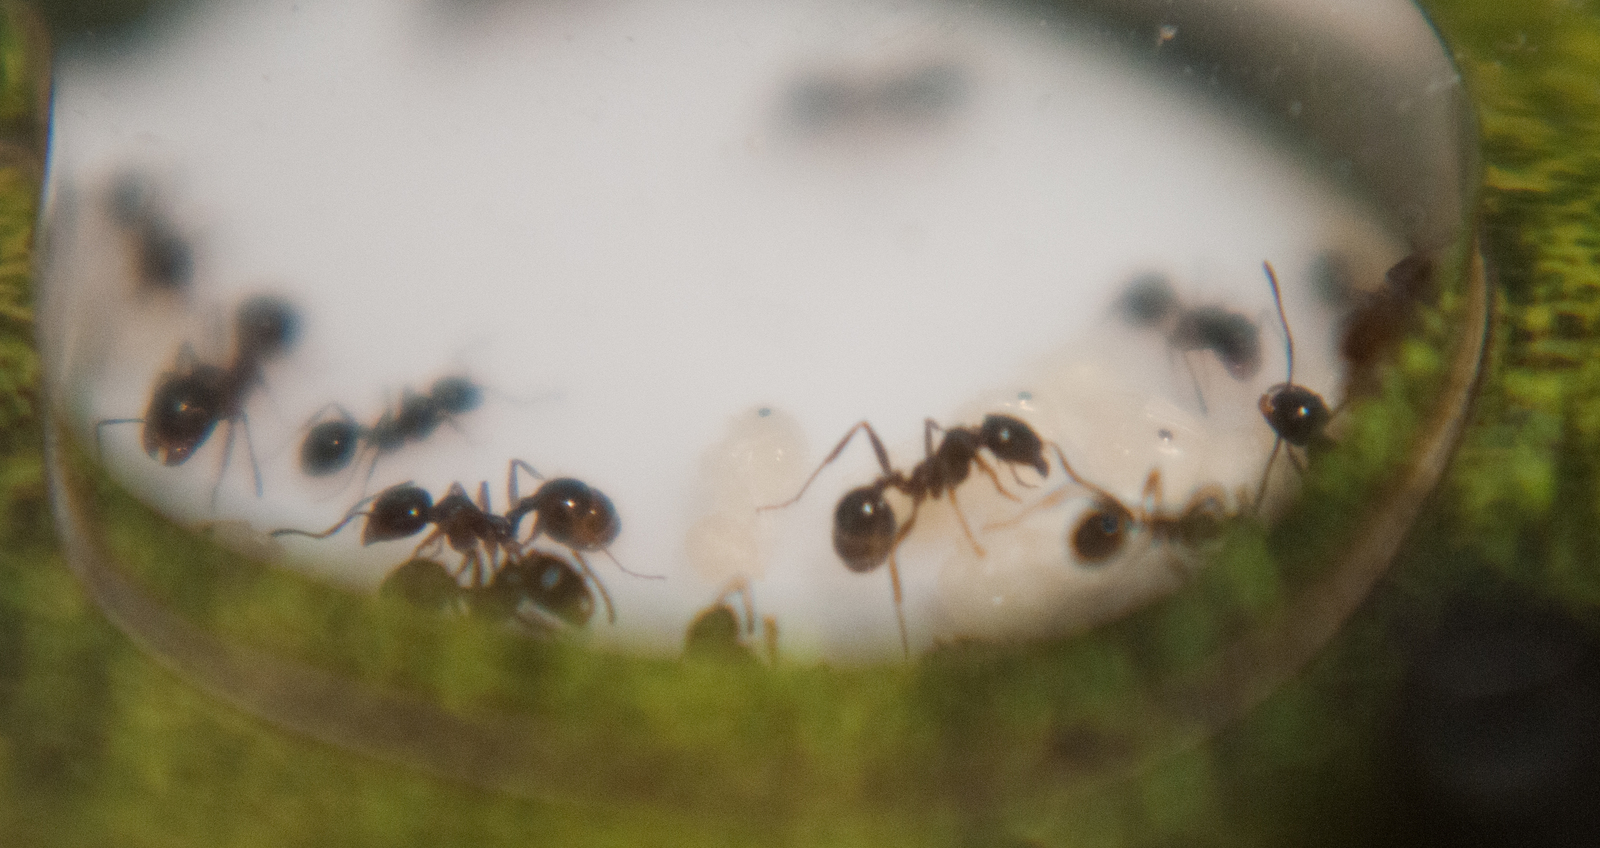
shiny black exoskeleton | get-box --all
[763,414,1049,655]
[96,294,300,502]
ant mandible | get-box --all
[1256,261,1335,508]
[1117,272,1262,414]
[298,375,483,491]
[96,294,300,505]
[761,414,1049,656]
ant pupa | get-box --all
[1256,261,1334,508]
[761,414,1049,656]
[1001,444,1233,571]
[298,374,483,491]
[95,294,300,505]
[1117,272,1261,413]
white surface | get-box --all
[40,0,1410,660]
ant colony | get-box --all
[37,0,1448,662]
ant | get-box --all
[472,551,599,631]
[997,443,1232,570]
[1117,272,1262,413]
[1256,261,1335,508]
[96,294,300,505]
[272,459,635,622]
[761,414,1049,656]
[108,172,194,293]
[1340,251,1436,395]
[298,375,483,491]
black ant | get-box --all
[1117,272,1262,413]
[997,443,1232,570]
[472,551,598,631]
[1256,261,1335,508]
[96,294,300,504]
[761,414,1049,656]
[108,172,194,293]
[298,375,483,490]
[272,459,638,622]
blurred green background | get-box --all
[3,0,1600,844]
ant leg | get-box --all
[211,420,239,508]
[476,480,491,512]
[922,418,945,458]
[571,552,617,624]
[269,489,389,538]
[94,418,143,461]
[239,413,264,498]
[508,459,544,503]
[1182,351,1210,415]
[946,487,986,557]
[597,547,665,580]
[971,455,1021,502]
[1140,468,1164,520]
[885,505,921,659]
[761,421,892,511]
[1254,437,1284,515]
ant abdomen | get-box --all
[379,558,461,612]
[142,365,230,464]
[833,487,897,572]
[361,485,434,544]
[509,477,621,552]
[478,552,596,628]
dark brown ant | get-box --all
[761,414,1049,656]
[1117,272,1262,413]
[1340,251,1437,395]
[1256,261,1336,508]
[997,444,1232,570]
[95,295,300,504]
[298,375,483,490]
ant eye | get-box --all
[1071,502,1130,564]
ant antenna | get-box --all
[1265,261,1294,384]
[269,489,390,539]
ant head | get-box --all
[142,365,230,464]
[1176,494,1226,546]
[522,478,621,551]
[362,484,434,544]
[1118,272,1179,327]
[979,414,1048,477]
[234,295,301,361]
[378,558,460,611]
[430,376,482,415]
[1173,307,1261,380]
[684,603,748,659]
[1070,497,1133,565]
[832,486,896,573]
[300,419,360,475]
[1260,384,1332,447]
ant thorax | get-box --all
[36,0,1444,662]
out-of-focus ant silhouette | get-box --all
[761,414,1049,657]
[297,375,482,493]
[96,294,300,505]
[1117,272,1262,414]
